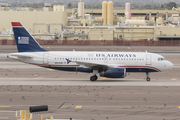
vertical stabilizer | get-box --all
[12,22,46,52]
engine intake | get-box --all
[100,68,126,78]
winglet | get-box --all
[11,22,23,27]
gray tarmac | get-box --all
[0,46,180,120]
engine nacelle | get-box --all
[100,68,126,78]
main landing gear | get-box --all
[90,75,98,81]
[90,70,98,81]
[146,72,150,81]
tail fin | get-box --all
[11,22,46,52]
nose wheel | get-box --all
[90,75,98,81]
[146,77,150,81]
[146,72,151,81]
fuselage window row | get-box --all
[54,58,145,61]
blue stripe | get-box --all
[44,66,93,73]
[126,68,158,72]
[43,66,158,73]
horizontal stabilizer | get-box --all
[9,53,32,58]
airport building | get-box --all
[0,1,180,42]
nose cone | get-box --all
[167,61,174,70]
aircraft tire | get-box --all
[90,75,98,81]
[146,77,150,81]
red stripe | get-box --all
[118,66,161,72]
[11,22,22,27]
[50,65,80,67]
[30,63,80,67]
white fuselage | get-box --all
[9,51,173,73]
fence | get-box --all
[1,39,180,46]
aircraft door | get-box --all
[146,54,151,65]
[43,53,49,64]
[104,56,108,63]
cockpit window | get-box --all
[158,58,166,61]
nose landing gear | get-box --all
[146,72,151,81]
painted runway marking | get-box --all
[0,106,10,108]
[178,106,180,109]
[47,68,55,71]
[0,117,8,119]
[171,78,178,80]
[75,106,82,108]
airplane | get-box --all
[8,22,174,82]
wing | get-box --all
[73,61,123,70]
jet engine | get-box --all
[99,68,126,78]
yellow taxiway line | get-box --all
[0,117,8,119]
[75,106,82,108]
[171,78,178,80]
[0,106,10,108]
[100,77,108,80]
[47,68,55,71]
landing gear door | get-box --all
[146,54,151,65]
[43,53,49,64]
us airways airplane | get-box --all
[8,22,173,82]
